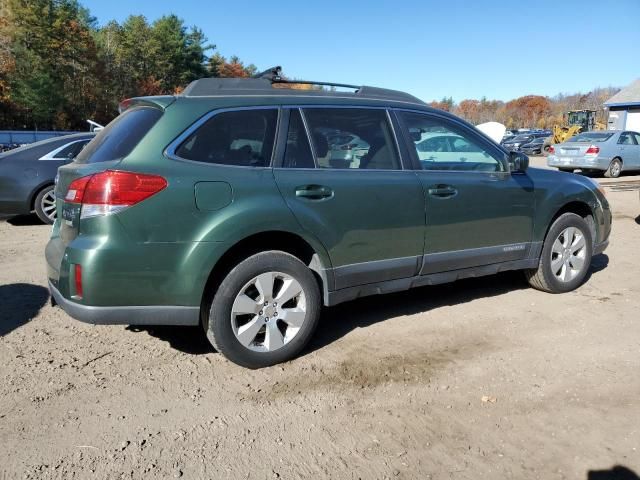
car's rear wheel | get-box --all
[34,185,56,224]
[525,213,592,293]
[604,158,622,178]
[205,251,321,368]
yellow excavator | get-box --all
[543,110,606,154]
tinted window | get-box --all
[400,112,504,172]
[302,108,399,170]
[176,109,277,167]
[283,110,314,168]
[75,107,162,163]
[53,140,90,159]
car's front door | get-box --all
[273,107,425,290]
[396,110,535,274]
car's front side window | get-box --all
[399,111,505,172]
[175,109,278,167]
[301,108,400,170]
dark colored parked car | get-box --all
[0,133,94,223]
[502,134,535,151]
[46,70,611,368]
[520,137,546,155]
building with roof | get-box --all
[604,78,640,131]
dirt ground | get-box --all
[1,162,639,479]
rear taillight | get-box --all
[548,145,555,154]
[65,170,167,219]
[65,176,91,203]
[585,145,600,155]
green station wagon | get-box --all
[46,68,612,368]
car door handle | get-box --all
[427,185,458,198]
[295,185,334,200]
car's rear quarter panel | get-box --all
[49,98,333,307]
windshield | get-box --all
[567,132,613,143]
[75,107,162,163]
[510,135,531,142]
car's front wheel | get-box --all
[205,251,321,368]
[525,213,593,293]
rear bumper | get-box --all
[547,155,610,170]
[48,280,199,326]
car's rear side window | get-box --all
[174,109,278,167]
[53,140,90,159]
[302,108,400,170]
[283,109,315,168]
[75,107,162,164]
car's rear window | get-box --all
[75,107,162,163]
[568,132,613,143]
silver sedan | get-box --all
[547,130,640,178]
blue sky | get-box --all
[83,0,639,102]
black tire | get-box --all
[525,213,593,293]
[34,185,56,224]
[558,168,574,173]
[205,251,321,368]
[604,158,622,178]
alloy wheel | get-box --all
[550,227,586,282]
[41,189,57,221]
[231,271,307,352]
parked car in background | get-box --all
[46,70,611,368]
[0,133,94,223]
[520,137,546,155]
[547,130,640,178]
[502,134,534,151]
[325,131,370,168]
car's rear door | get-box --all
[395,110,535,274]
[273,107,425,290]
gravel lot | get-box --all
[1,161,639,479]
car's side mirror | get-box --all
[508,151,529,173]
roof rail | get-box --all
[256,65,361,90]
[182,66,424,104]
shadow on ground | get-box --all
[5,213,44,226]
[589,253,609,276]
[588,465,639,480]
[125,255,609,357]
[0,283,49,336]
[126,325,214,355]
